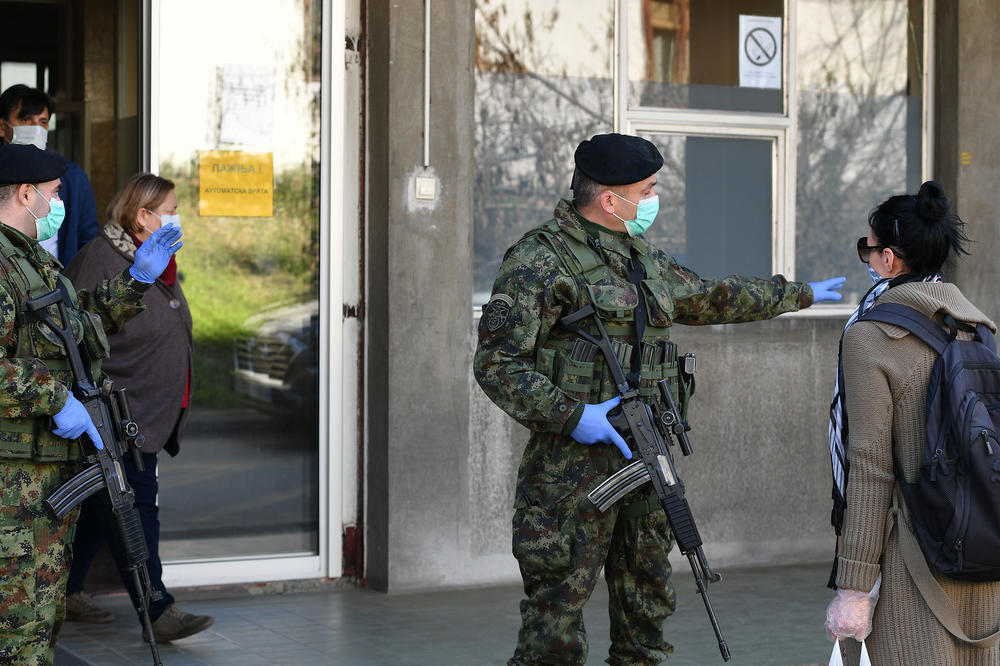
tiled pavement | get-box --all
[55,562,835,665]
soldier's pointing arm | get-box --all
[661,253,814,325]
[474,239,581,434]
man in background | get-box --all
[0,84,99,265]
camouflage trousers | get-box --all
[0,460,79,666]
[509,449,676,666]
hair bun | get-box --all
[917,180,949,222]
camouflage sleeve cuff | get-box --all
[799,283,815,309]
[114,269,153,301]
[50,382,70,415]
[561,403,585,436]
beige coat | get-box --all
[837,282,1000,665]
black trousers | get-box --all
[66,451,174,621]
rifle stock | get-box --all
[561,305,731,662]
[26,286,163,666]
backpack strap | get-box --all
[889,489,1000,648]
[975,323,998,354]
[856,303,950,355]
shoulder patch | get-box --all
[483,293,515,332]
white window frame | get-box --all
[147,0,350,587]
[614,0,934,317]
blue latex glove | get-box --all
[570,396,632,460]
[52,393,104,450]
[808,276,847,302]
[130,225,183,283]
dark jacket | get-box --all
[64,221,193,456]
[56,157,100,265]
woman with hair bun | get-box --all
[824,181,1000,664]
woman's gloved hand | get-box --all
[825,574,881,641]
[52,393,104,450]
[130,225,183,283]
[809,276,847,302]
[570,396,632,460]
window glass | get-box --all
[639,132,774,277]
[795,0,923,302]
[154,0,322,561]
[474,0,615,304]
[627,0,784,113]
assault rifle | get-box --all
[25,285,163,666]
[560,304,731,662]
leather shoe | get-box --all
[142,604,214,642]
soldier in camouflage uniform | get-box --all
[474,133,845,665]
[0,144,182,665]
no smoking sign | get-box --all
[739,15,782,89]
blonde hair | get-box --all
[106,172,175,234]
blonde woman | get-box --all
[62,173,213,642]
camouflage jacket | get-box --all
[0,222,150,421]
[474,199,814,436]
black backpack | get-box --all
[858,302,1000,581]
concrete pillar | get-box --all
[944,1,1000,318]
[365,0,475,590]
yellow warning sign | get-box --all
[198,150,274,217]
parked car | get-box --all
[232,300,318,415]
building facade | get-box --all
[0,0,995,593]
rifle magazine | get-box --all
[588,460,649,512]
[44,464,105,520]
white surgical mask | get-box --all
[145,209,181,232]
[159,213,181,231]
[10,124,48,150]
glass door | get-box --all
[150,0,325,583]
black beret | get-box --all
[574,133,663,186]
[0,144,67,185]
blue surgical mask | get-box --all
[610,192,660,237]
[26,185,65,241]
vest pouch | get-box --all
[638,357,665,400]
[640,279,675,327]
[536,347,556,382]
[0,415,80,462]
[677,366,696,420]
[0,417,35,459]
[556,356,596,402]
[33,423,83,462]
[29,311,85,360]
[656,348,694,420]
[586,281,638,321]
[79,310,111,361]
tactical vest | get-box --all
[527,219,694,415]
[0,230,109,462]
